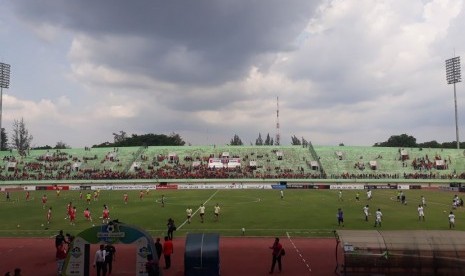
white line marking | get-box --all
[287,231,312,274]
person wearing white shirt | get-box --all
[363,205,369,222]
[449,211,455,229]
[186,207,193,224]
[417,205,425,221]
[214,203,221,222]
[374,209,382,227]
[93,244,107,276]
[199,204,206,223]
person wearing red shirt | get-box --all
[123,193,128,204]
[42,194,47,209]
[269,237,284,274]
[84,208,92,222]
[25,191,30,201]
[102,205,110,224]
[66,202,72,220]
[56,241,67,275]
[70,206,77,226]
[163,236,173,269]
[139,190,144,200]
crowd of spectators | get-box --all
[2,148,465,181]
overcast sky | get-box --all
[0,0,464,148]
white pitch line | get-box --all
[177,189,220,231]
[286,231,312,274]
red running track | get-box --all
[0,237,336,275]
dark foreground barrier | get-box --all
[184,233,220,276]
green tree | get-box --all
[11,118,33,154]
[264,133,273,145]
[255,133,263,146]
[291,135,301,145]
[230,134,243,146]
[93,132,186,147]
[374,134,417,147]
[112,130,128,143]
[54,141,70,149]
[1,128,8,151]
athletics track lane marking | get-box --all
[286,231,312,274]
[177,189,220,231]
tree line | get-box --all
[1,119,464,150]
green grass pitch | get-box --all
[0,189,463,238]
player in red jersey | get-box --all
[102,205,110,224]
[65,202,73,220]
[70,206,77,226]
[25,191,30,201]
[123,193,129,204]
[84,207,92,222]
[42,194,48,209]
[139,190,144,200]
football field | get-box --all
[1,188,463,237]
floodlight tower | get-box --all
[445,56,462,149]
[0,62,11,151]
[275,96,280,146]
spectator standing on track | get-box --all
[105,244,116,275]
[167,218,176,240]
[93,244,107,276]
[269,237,283,274]
[155,238,163,260]
[56,241,67,276]
[145,254,160,276]
[199,204,206,223]
[163,236,174,269]
[374,209,383,227]
[55,230,65,248]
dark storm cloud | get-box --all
[12,0,318,85]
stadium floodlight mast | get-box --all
[445,56,462,149]
[0,62,11,151]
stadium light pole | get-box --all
[0,62,11,152]
[445,56,462,149]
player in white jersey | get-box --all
[363,205,369,222]
[186,207,193,224]
[374,208,382,227]
[199,204,206,223]
[214,203,221,222]
[417,205,425,221]
[449,211,455,229]
[367,190,372,200]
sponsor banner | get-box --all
[409,185,422,190]
[69,185,81,191]
[398,184,410,190]
[156,184,178,190]
[2,186,22,192]
[287,184,315,189]
[316,185,330,189]
[36,185,70,191]
[91,185,113,191]
[440,186,460,192]
[330,184,365,190]
[364,185,397,190]
[271,184,287,190]
[64,236,86,276]
[112,185,156,191]
[23,186,36,191]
